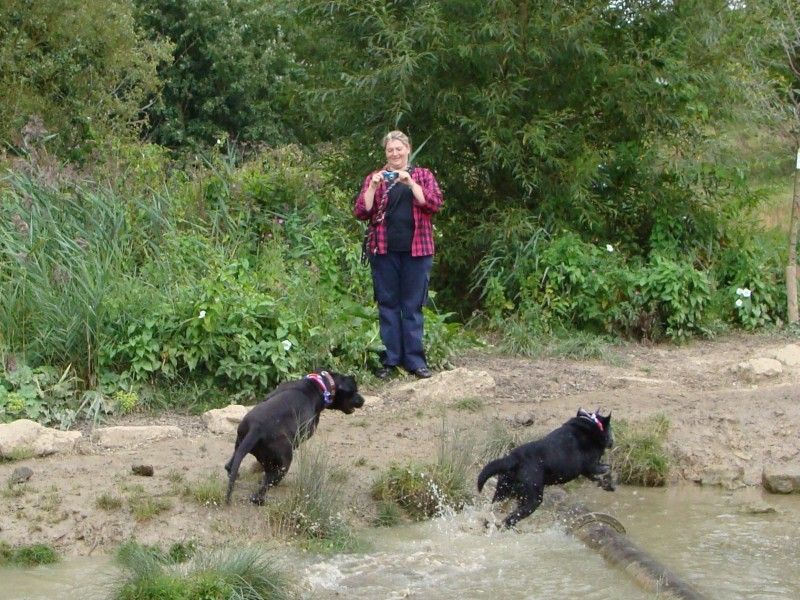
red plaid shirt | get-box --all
[353,166,443,257]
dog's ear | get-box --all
[333,374,357,395]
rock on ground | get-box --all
[0,419,81,458]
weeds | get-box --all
[0,447,35,462]
[452,397,484,412]
[182,473,226,507]
[0,542,59,566]
[608,415,671,486]
[264,438,359,553]
[96,493,124,511]
[371,422,472,521]
[128,493,172,522]
[114,541,294,600]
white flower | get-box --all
[735,299,743,308]
[741,288,751,298]
[736,288,743,296]
[198,310,206,319]
[216,138,223,146]
[281,339,292,351]
[606,244,614,253]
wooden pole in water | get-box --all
[550,492,707,600]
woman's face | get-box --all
[384,139,410,171]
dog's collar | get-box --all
[578,409,604,432]
[305,371,335,407]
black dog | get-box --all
[225,370,364,505]
[477,409,615,527]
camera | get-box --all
[383,171,398,182]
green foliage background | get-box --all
[0,0,797,424]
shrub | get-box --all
[371,424,472,521]
[114,542,293,600]
[0,542,59,566]
[608,415,671,486]
[264,438,357,553]
[182,474,226,507]
[96,493,124,511]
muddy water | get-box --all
[0,555,116,599]
[2,484,799,600]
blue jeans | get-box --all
[370,252,433,371]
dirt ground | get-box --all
[1,331,799,557]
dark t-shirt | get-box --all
[385,183,414,252]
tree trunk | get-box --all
[787,145,800,323]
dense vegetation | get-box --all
[1,0,798,424]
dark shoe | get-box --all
[375,366,396,380]
[412,367,433,379]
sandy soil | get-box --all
[1,332,799,557]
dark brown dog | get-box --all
[224,371,364,504]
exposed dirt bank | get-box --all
[1,332,798,556]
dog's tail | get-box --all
[225,429,260,505]
[477,455,517,492]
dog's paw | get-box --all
[249,494,267,506]
[596,474,616,491]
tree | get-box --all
[297,0,767,312]
[770,1,800,322]
[0,0,171,158]
[133,0,305,149]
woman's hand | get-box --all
[369,172,382,189]
[397,170,413,185]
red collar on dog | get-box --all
[578,409,604,432]
[305,371,336,407]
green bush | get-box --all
[264,439,357,553]
[114,542,293,600]
[476,228,724,343]
[0,542,59,567]
[371,425,472,522]
[608,415,671,487]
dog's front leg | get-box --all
[589,463,616,491]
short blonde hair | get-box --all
[382,130,411,149]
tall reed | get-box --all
[0,175,131,383]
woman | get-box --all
[353,130,444,379]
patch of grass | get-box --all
[452,397,484,412]
[129,495,172,522]
[372,500,403,527]
[0,447,35,462]
[38,487,62,511]
[265,438,360,553]
[354,457,367,467]
[0,542,59,567]
[371,422,472,521]
[114,541,294,600]
[96,493,124,511]
[472,420,528,466]
[498,324,619,362]
[2,483,32,498]
[182,473,226,507]
[165,470,185,485]
[608,414,671,486]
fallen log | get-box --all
[550,491,707,600]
